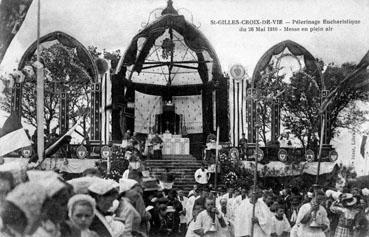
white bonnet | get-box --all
[6,181,47,234]
[119,178,138,194]
[88,178,119,195]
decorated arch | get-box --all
[18,31,98,82]
[112,1,229,156]
[14,31,101,140]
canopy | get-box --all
[116,6,223,97]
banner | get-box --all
[134,91,162,133]
[173,95,203,134]
[0,0,34,64]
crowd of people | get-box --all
[1,158,369,237]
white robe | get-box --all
[178,196,189,224]
[186,196,197,224]
[193,210,225,237]
[295,203,330,237]
[194,168,210,184]
[271,215,291,236]
[234,199,269,237]
[257,198,273,236]
[186,218,198,237]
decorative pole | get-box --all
[315,63,327,185]
[214,126,220,188]
[251,119,259,237]
[247,77,259,237]
[36,0,44,163]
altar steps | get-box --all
[144,154,202,192]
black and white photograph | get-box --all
[0,0,369,236]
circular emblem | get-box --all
[101,146,112,159]
[254,148,264,161]
[76,145,88,159]
[329,150,338,162]
[278,149,288,162]
[230,64,247,82]
[229,148,239,162]
[21,146,32,158]
[305,149,315,162]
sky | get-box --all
[1,0,369,72]
[1,0,369,172]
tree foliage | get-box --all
[87,46,121,72]
[256,60,369,150]
[0,43,91,136]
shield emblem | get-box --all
[78,151,85,157]
[329,150,338,162]
[21,146,32,158]
[254,148,264,161]
[100,145,112,159]
[76,145,87,159]
[305,149,315,162]
[278,149,288,162]
[229,148,239,162]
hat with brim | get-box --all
[341,193,357,207]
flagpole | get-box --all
[315,116,325,184]
[36,0,44,164]
[214,126,219,188]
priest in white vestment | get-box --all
[193,198,227,237]
[256,191,274,236]
[294,190,329,237]
[234,189,269,237]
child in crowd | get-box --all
[271,204,291,237]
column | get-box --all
[90,83,101,143]
[246,88,256,144]
[11,82,22,118]
[59,91,69,134]
[271,99,280,142]
[322,90,329,144]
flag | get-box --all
[45,118,81,156]
[361,135,367,159]
[0,0,34,64]
[320,50,369,113]
[0,113,31,156]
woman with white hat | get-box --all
[0,182,48,236]
[116,178,144,237]
[88,179,120,237]
[63,194,99,237]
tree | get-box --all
[279,61,369,150]
[281,71,321,150]
[255,66,285,144]
[87,46,121,72]
[254,60,369,151]
[0,43,91,137]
